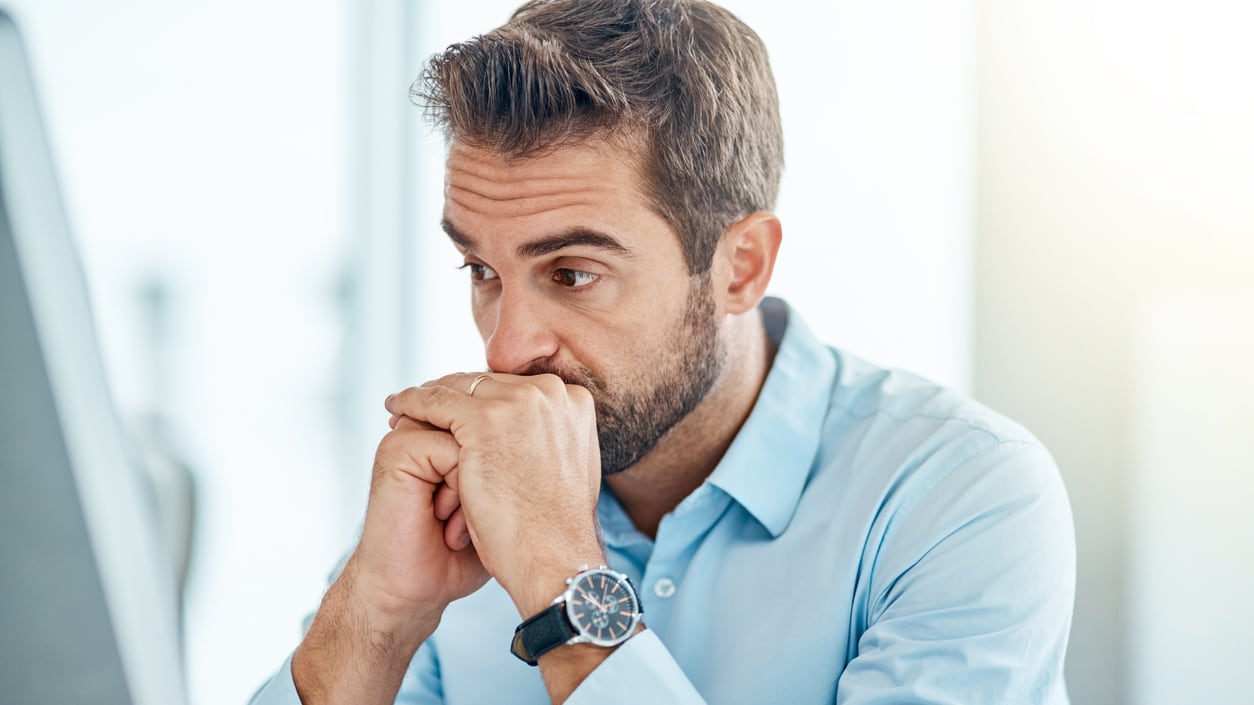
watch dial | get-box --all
[566,569,641,646]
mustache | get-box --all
[510,360,604,395]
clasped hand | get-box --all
[354,371,605,629]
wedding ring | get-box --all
[466,374,492,397]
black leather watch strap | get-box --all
[510,603,576,666]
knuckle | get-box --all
[566,385,596,417]
[390,386,421,408]
[479,398,512,427]
[423,384,454,406]
[566,383,594,405]
[533,373,565,393]
[374,426,419,462]
[375,428,400,454]
[517,381,547,404]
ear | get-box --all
[711,211,782,316]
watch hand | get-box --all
[576,586,604,611]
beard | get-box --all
[521,274,726,475]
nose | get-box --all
[481,286,560,374]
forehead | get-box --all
[445,138,646,194]
[442,139,667,249]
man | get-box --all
[252,0,1075,703]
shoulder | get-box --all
[806,348,1073,576]
[760,300,1069,543]
[829,349,1037,445]
[814,352,1075,702]
[820,348,1060,495]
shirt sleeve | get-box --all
[565,629,707,704]
[247,656,303,705]
[246,640,446,705]
[836,440,1076,705]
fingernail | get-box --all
[457,532,471,549]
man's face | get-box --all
[442,139,726,474]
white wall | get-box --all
[1128,293,1254,705]
[976,1,1254,703]
[5,3,352,704]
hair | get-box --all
[414,0,783,274]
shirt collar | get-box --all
[705,297,837,537]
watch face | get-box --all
[565,569,642,647]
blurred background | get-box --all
[4,0,1251,703]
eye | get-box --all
[554,268,599,289]
[459,262,498,282]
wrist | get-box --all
[509,564,644,674]
[506,549,608,619]
[336,556,445,649]
[292,575,440,705]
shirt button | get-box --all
[653,578,677,599]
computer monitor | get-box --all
[0,10,187,704]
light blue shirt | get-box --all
[252,298,1074,704]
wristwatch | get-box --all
[510,565,643,666]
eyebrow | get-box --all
[441,219,635,260]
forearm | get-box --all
[291,563,441,705]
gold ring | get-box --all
[466,374,492,397]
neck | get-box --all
[604,308,775,539]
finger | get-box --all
[563,381,595,408]
[374,425,461,487]
[458,374,508,400]
[419,372,504,392]
[459,372,577,404]
[392,414,438,432]
[443,506,472,551]
[385,389,454,429]
[417,372,532,399]
[433,482,460,521]
[384,384,478,435]
[428,370,571,391]
[385,372,575,435]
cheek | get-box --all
[470,293,495,341]
[583,321,657,371]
